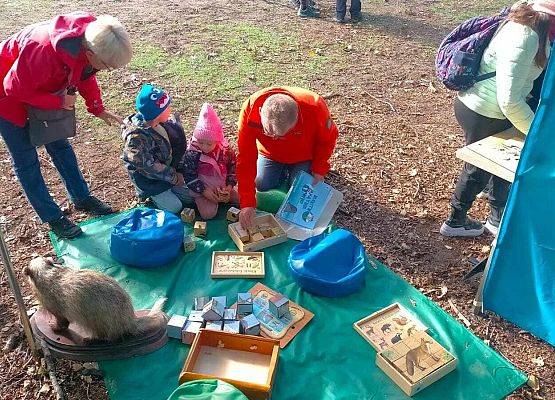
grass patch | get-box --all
[129,22,332,100]
[429,0,508,22]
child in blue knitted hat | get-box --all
[121,84,190,213]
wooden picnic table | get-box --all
[455,127,525,183]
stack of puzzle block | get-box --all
[166,292,268,344]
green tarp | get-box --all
[50,209,526,400]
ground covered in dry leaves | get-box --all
[0,0,553,399]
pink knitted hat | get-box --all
[192,103,227,146]
[532,0,555,17]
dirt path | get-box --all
[0,0,552,399]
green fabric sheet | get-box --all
[50,209,526,400]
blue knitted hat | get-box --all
[135,84,171,122]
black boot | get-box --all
[48,216,82,239]
[74,195,114,216]
[440,207,484,238]
[485,206,504,236]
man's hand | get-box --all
[311,173,325,186]
[239,207,256,229]
[96,110,123,126]
[203,187,221,203]
[62,93,77,110]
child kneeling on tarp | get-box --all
[181,103,239,219]
[121,84,189,213]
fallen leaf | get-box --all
[445,245,453,250]
[438,285,448,299]
[527,374,540,391]
[38,383,50,395]
[531,356,545,367]
[481,245,491,254]
[409,168,418,177]
[428,82,437,93]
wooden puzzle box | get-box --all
[353,303,457,396]
[228,214,287,252]
[179,329,280,400]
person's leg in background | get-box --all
[150,189,183,214]
[485,175,510,235]
[298,0,320,18]
[256,155,288,192]
[336,0,347,22]
[0,118,82,238]
[45,138,113,216]
[441,99,512,237]
[287,160,312,186]
[350,0,362,22]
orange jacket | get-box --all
[237,86,338,208]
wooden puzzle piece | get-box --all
[194,221,207,237]
[180,208,195,223]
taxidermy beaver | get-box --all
[24,257,166,342]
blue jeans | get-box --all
[336,0,361,18]
[150,186,193,214]
[0,117,89,223]
[255,155,312,192]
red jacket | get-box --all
[0,12,104,127]
[237,86,339,208]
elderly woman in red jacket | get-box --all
[0,12,132,238]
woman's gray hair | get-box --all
[85,15,132,69]
[261,94,298,136]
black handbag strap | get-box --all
[475,71,496,83]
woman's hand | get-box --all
[62,93,77,110]
[97,109,123,126]
[203,187,221,203]
[239,207,256,229]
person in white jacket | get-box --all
[441,0,555,238]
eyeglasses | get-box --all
[98,57,114,71]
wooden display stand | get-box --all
[228,214,287,252]
[179,329,280,400]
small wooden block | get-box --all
[181,321,202,345]
[167,315,187,339]
[180,208,196,223]
[261,228,273,238]
[188,310,205,324]
[226,207,240,222]
[183,235,196,252]
[194,221,207,237]
[194,297,209,312]
[271,227,284,236]
[205,321,223,331]
[211,296,227,308]
[224,308,237,320]
[251,232,265,242]
[234,225,250,242]
[223,320,240,334]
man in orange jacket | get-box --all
[236,86,339,228]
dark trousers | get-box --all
[450,98,513,219]
[0,117,90,223]
[336,0,361,18]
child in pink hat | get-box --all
[180,103,238,219]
